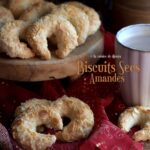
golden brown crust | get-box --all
[0,20,35,59]
[0,6,14,28]
[51,4,89,45]
[118,106,150,141]
[26,14,78,59]
[12,103,63,150]
[12,96,94,149]
[52,95,94,142]
[9,0,43,18]
[15,98,52,117]
[20,1,56,23]
[66,1,101,35]
[0,2,100,60]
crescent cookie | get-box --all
[20,1,56,23]
[0,6,14,28]
[52,96,94,142]
[9,0,43,18]
[26,14,78,59]
[12,104,63,150]
[118,106,150,141]
[66,1,101,35]
[0,20,35,59]
[51,4,90,45]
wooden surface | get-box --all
[115,0,150,10]
[113,0,150,31]
[0,31,104,81]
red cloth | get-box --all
[0,31,143,150]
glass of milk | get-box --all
[115,24,150,106]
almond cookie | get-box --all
[52,95,94,142]
[12,104,63,150]
[119,106,150,141]
[66,1,101,35]
[0,6,14,28]
[9,0,43,18]
[26,14,78,59]
[20,1,56,23]
[0,20,35,59]
[51,4,90,45]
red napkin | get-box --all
[0,30,143,150]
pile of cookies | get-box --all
[0,0,101,60]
